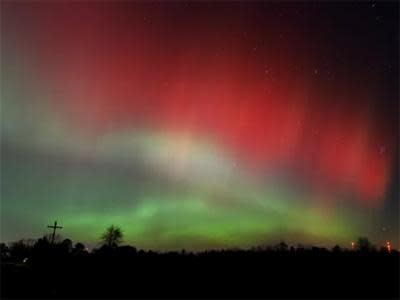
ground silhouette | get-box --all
[1,234,399,298]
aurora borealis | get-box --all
[1,2,398,250]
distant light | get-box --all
[386,241,391,253]
[351,242,355,250]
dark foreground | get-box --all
[2,249,399,298]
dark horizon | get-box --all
[2,233,399,299]
[2,226,397,254]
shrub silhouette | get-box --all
[332,245,342,252]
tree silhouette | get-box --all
[73,242,86,253]
[0,243,9,259]
[100,225,123,248]
[356,237,373,252]
[9,239,34,260]
[60,239,73,253]
[276,241,288,251]
[44,233,62,244]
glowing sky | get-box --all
[1,2,398,250]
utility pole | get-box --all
[47,221,63,244]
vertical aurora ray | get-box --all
[1,2,398,249]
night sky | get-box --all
[1,1,398,250]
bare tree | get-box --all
[100,225,123,248]
[44,233,63,244]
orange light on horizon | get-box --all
[386,241,391,253]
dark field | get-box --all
[2,247,399,298]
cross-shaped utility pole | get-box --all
[47,221,63,244]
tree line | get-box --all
[0,225,396,262]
